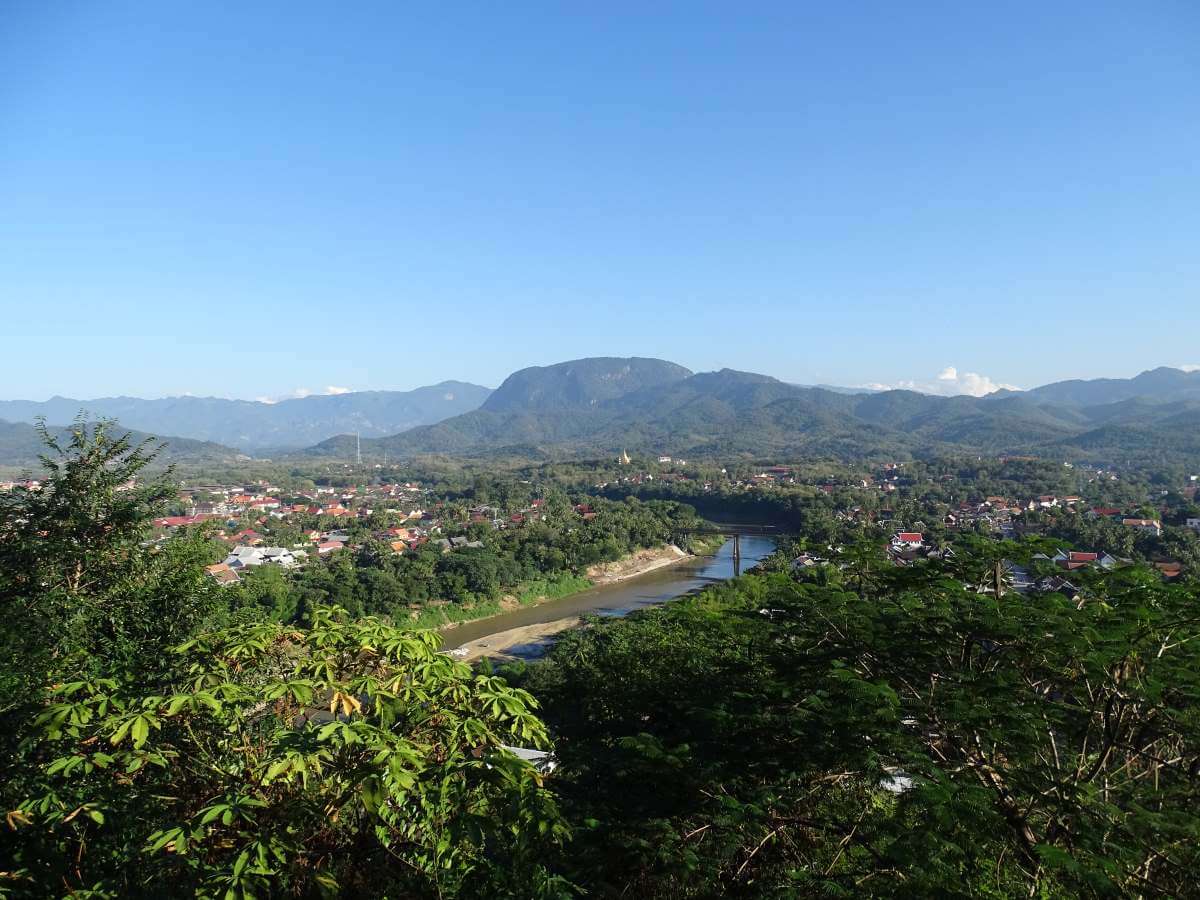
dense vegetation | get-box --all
[313,360,1200,467]
[510,546,1200,897]
[0,424,567,897]
[3,424,1199,897]
[597,456,1200,578]
[230,493,706,629]
[0,417,242,474]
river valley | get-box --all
[440,534,777,661]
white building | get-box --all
[223,545,302,569]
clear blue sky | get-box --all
[2,1,1198,400]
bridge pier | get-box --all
[676,525,774,577]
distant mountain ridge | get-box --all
[1011,366,1200,406]
[6,363,1199,468]
[304,361,1200,466]
[0,381,492,452]
[0,419,244,470]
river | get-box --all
[439,535,776,658]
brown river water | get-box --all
[438,535,777,659]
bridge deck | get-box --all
[677,524,778,536]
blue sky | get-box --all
[2,1,1198,400]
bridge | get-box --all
[673,523,779,576]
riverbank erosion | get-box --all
[430,544,690,633]
[586,544,688,584]
[442,545,691,660]
[445,616,586,663]
[439,538,785,662]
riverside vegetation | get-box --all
[2,423,1198,897]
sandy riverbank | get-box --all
[586,544,688,584]
[443,545,691,661]
[445,616,586,663]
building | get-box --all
[892,531,924,549]
[204,563,241,586]
[1121,518,1162,536]
[223,546,301,569]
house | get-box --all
[1121,518,1162,536]
[223,545,300,569]
[791,553,825,572]
[1038,576,1079,599]
[1049,549,1124,571]
[191,501,232,517]
[204,563,241,586]
[1053,550,1098,571]
[153,515,212,528]
[892,531,924,549]
[1003,561,1036,593]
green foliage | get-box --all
[13,609,569,898]
[6,420,1200,898]
[1,422,569,898]
[307,362,1200,466]
[0,418,220,740]
[246,497,702,626]
[522,548,1200,897]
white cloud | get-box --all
[254,386,354,404]
[863,366,1020,397]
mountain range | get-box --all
[0,420,245,471]
[0,382,492,452]
[3,361,1199,468]
[306,360,1200,466]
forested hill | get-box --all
[0,381,492,452]
[1013,366,1200,406]
[480,357,693,412]
[304,360,1200,466]
[0,419,245,469]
